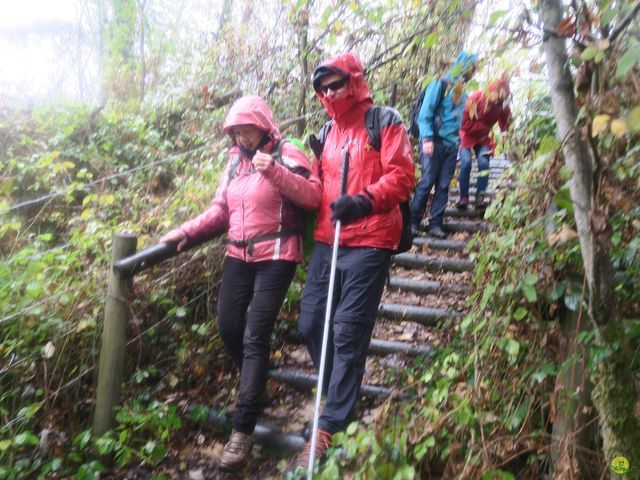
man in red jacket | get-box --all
[295,52,415,467]
[457,77,511,210]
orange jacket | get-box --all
[312,53,414,250]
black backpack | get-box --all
[408,78,448,140]
[309,106,414,254]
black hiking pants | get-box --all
[298,243,391,434]
[217,257,297,434]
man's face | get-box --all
[463,65,476,82]
[317,73,349,100]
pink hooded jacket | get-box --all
[179,96,322,263]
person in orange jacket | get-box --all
[457,77,512,210]
[296,52,414,467]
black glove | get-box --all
[330,194,373,225]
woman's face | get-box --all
[229,124,265,151]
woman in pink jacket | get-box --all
[161,95,321,472]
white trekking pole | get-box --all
[308,149,350,479]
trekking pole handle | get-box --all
[340,148,350,196]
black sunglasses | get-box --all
[318,77,348,94]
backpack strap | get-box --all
[308,120,333,179]
[227,154,242,183]
[434,79,449,115]
[364,106,403,152]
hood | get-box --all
[222,95,282,144]
[445,51,479,83]
[489,77,510,98]
[312,52,373,120]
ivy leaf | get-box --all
[616,46,640,79]
[189,405,208,424]
[523,273,538,286]
[514,307,528,320]
[627,106,640,133]
[522,284,537,302]
[488,9,509,27]
[14,431,39,446]
[424,32,438,49]
[581,46,597,61]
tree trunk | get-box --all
[551,301,598,479]
[540,0,640,471]
[218,0,233,33]
[138,0,146,103]
[295,5,310,138]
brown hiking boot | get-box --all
[218,430,254,472]
[296,428,333,469]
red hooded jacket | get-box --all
[312,53,414,249]
[460,79,512,150]
[179,95,322,263]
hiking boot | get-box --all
[296,428,333,469]
[427,225,447,239]
[456,195,469,210]
[475,194,490,211]
[218,430,254,472]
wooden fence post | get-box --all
[93,233,137,438]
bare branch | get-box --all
[608,1,640,43]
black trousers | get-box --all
[217,257,297,434]
[298,243,391,434]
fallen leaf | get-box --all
[610,118,626,138]
[556,17,576,37]
[592,114,610,136]
[42,342,55,359]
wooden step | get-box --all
[393,252,474,273]
[285,332,433,357]
[411,236,468,252]
[443,208,485,219]
[388,276,440,294]
[378,302,459,325]
[192,405,306,452]
[268,369,392,398]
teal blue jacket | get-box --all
[417,51,478,147]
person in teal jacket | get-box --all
[410,51,478,238]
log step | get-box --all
[378,302,459,325]
[388,276,440,294]
[393,253,474,273]
[387,276,469,295]
[442,221,488,234]
[411,237,468,252]
[285,332,433,357]
[193,406,306,452]
[268,368,392,398]
[443,208,485,219]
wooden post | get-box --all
[93,233,137,437]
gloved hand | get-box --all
[330,194,373,225]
